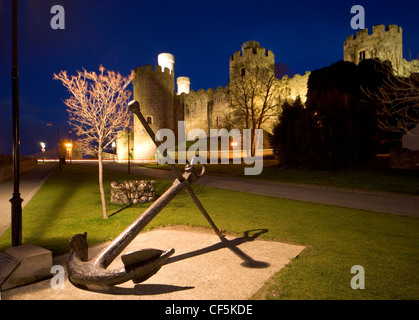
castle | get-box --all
[116,24,419,161]
[343,24,419,77]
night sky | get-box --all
[0,0,418,155]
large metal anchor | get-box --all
[67,100,223,288]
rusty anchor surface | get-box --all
[67,100,223,288]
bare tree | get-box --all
[54,66,133,219]
[228,65,280,155]
[365,69,419,135]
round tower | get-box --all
[158,53,175,74]
[132,54,176,159]
[177,76,190,95]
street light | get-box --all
[111,141,116,163]
[10,0,22,246]
[46,123,62,171]
[40,142,46,162]
[65,142,72,164]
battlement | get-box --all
[230,42,274,62]
[186,85,227,96]
[343,23,404,69]
[277,71,310,103]
[134,64,174,77]
[280,71,311,81]
[344,24,402,45]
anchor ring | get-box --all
[187,155,206,177]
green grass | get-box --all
[144,158,419,195]
[0,164,418,299]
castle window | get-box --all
[359,50,366,61]
[146,116,153,124]
[241,68,246,76]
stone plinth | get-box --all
[1,244,52,290]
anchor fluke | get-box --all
[69,232,89,262]
[121,248,175,283]
[67,232,175,287]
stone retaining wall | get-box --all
[0,156,38,183]
[110,180,156,205]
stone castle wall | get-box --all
[230,41,275,81]
[126,40,312,158]
[180,86,230,138]
[399,59,419,77]
[277,71,310,103]
[132,64,179,159]
[119,24,417,160]
[344,25,403,73]
[116,129,134,161]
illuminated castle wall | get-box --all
[344,24,419,76]
[123,24,418,160]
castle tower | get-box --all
[344,24,403,73]
[158,53,175,74]
[229,41,278,134]
[132,54,176,159]
[177,76,190,95]
[229,41,275,84]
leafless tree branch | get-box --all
[54,66,133,218]
[363,65,419,135]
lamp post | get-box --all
[46,123,62,171]
[111,141,116,163]
[65,142,72,164]
[127,129,131,174]
[10,0,23,247]
[41,142,46,162]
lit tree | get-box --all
[227,64,280,155]
[54,66,133,219]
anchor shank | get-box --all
[95,175,190,269]
[129,100,223,238]
[185,186,224,239]
[129,101,184,182]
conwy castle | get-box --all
[116,24,419,160]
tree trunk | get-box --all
[98,146,108,219]
[251,127,256,157]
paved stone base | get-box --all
[2,228,305,300]
[1,244,52,290]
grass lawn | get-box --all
[0,164,418,299]
[143,157,419,195]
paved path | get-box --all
[98,162,419,218]
[0,163,55,236]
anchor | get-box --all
[67,100,223,288]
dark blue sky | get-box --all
[0,0,418,155]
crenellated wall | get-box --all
[230,41,275,84]
[123,25,417,159]
[277,71,311,103]
[132,63,178,159]
[179,86,230,138]
[344,25,403,73]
